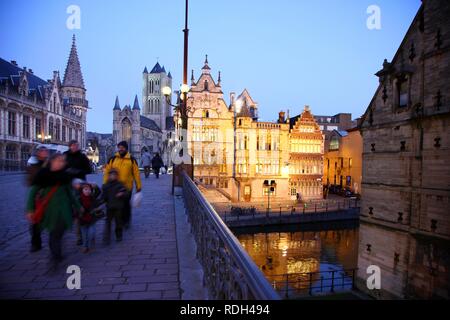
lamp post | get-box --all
[264,180,276,215]
[162,0,191,194]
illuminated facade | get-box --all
[323,128,363,194]
[183,57,324,202]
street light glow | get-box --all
[162,86,172,97]
[180,84,190,94]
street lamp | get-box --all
[263,180,276,215]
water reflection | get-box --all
[237,228,359,296]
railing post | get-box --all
[309,273,313,296]
[331,271,335,293]
[352,269,356,290]
[314,203,317,213]
[320,275,324,292]
[285,274,289,299]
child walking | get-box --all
[78,183,102,253]
[102,169,128,243]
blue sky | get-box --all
[0,0,421,132]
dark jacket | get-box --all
[78,186,103,226]
[102,180,128,211]
[64,150,91,180]
[151,155,164,169]
[26,160,47,186]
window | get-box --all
[204,80,209,91]
[349,158,353,168]
[62,125,66,142]
[397,76,409,108]
[329,136,339,151]
[21,146,31,163]
[69,127,73,140]
[6,144,17,160]
[48,118,54,139]
[55,121,60,141]
[8,111,16,136]
[23,115,30,139]
[35,118,42,138]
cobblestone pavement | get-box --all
[0,173,181,300]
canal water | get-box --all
[235,224,359,298]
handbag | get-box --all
[31,183,60,224]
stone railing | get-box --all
[182,171,280,300]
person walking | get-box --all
[77,183,102,253]
[151,153,164,179]
[102,141,141,228]
[26,153,82,264]
[102,169,128,243]
[26,146,49,252]
[140,148,152,179]
[64,140,92,180]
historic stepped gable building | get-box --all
[183,56,324,202]
[0,35,88,170]
[356,0,450,299]
[112,62,175,164]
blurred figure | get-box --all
[77,183,102,253]
[102,141,141,228]
[151,153,164,179]
[72,178,85,246]
[102,169,128,243]
[141,148,151,179]
[26,146,49,252]
[64,140,91,180]
[26,154,82,264]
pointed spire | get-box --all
[150,62,163,74]
[63,34,85,89]
[191,69,195,84]
[143,66,148,74]
[161,65,166,73]
[217,71,221,86]
[168,71,172,79]
[132,95,140,110]
[202,54,211,73]
[113,96,121,110]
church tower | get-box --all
[142,62,172,131]
[61,34,88,147]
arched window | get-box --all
[55,119,61,140]
[204,80,209,91]
[48,117,54,139]
[122,118,132,147]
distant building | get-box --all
[180,56,324,203]
[356,0,450,299]
[112,62,175,165]
[86,131,113,165]
[0,35,88,170]
[290,112,353,152]
[323,128,363,194]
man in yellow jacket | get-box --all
[103,141,142,228]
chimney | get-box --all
[230,92,235,107]
[28,69,33,74]
[278,111,286,123]
[10,60,17,66]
